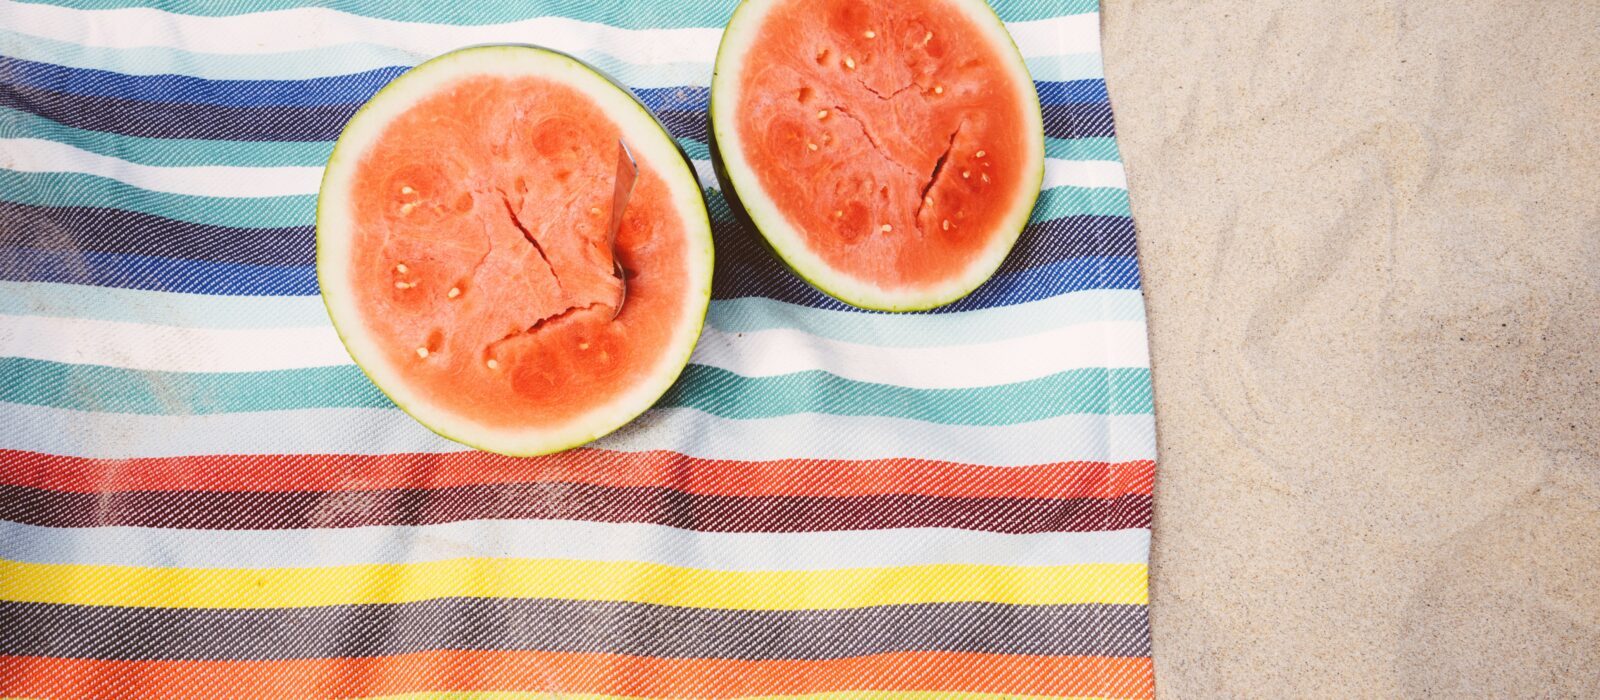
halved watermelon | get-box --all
[317,46,714,456]
[711,0,1045,311]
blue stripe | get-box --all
[0,56,1107,111]
[0,56,407,108]
[0,245,1138,311]
[1034,79,1108,105]
[0,248,319,296]
[2,195,1133,271]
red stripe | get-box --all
[0,650,1156,699]
[0,449,1154,499]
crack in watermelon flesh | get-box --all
[732,0,1035,290]
[344,75,691,429]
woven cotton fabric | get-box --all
[0,0,1155,697]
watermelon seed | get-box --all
[817,109,830,120]
[447,287,461,299]
[934,85,944,95]
[834,210,844,218]
[943,219,952,230]
[400,202,417,215]
[880,224,893,232]
[486,359,499,370]
[981,173,990,183]
[415,347,429,359]
[864,30,876,39]
[400,186,415,195]
[975,150,986,158]
[396,263,408,274]
[924,32,934,44]
[962,170,971,179]
[925,196,934,206]
[394,281,413,289]
[807,142,819,151]
[579,342,590,350]
[844,56,856,70]
[590,207,602,216]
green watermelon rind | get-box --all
[709,0,1046,312]
[316,45,714,457]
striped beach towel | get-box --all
[0,1,1155,698]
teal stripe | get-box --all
[668,366,1152,422]
[0,170,312,228]
[0,281,1143,346]
[16,0,1100,28]
[678,139,710,161]
[0,29,1104,84]
[0,107,334,167]
[1032,186,1132,220]
[0,167,1118,229]
[1046,137,1121,162]
[0,28,422,81]
[0,358,1150,422]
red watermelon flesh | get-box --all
[713,0,1045,309]
[319,48,713,455]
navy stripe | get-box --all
[0,82,711,144]
[0,57,1107,111]
[0,81,1109,143]
[0,248,318,296]
[0,201,315,267]
[0,599,1151,661]
[0,243,1138,310]
[0,198,1131,272]
[1042,102,1116,139]
[0,83,359,142]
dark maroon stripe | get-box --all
[0,482,1150,533]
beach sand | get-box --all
[1101,1,1600,696]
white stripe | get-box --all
[0,139,1120,198]
[1045,158,1127,190]
[690,320,1150,387]
[0,138,322,198]
[0,312,1148,387]
[0,403,1157,463]
[0,1,1101,65]
[0,520,1150,570]
[691,158,718,190]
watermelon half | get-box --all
[317,46,714,456]
[711,0,1045,311]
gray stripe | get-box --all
[0,403,1158,464]
[0,599,1151,661]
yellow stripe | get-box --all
[0,558,1147,609]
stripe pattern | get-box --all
[0,0,1154,698]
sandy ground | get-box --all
[1100,1,1599,696]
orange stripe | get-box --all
[0,449,1154,499]
[0,650,1155,699]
